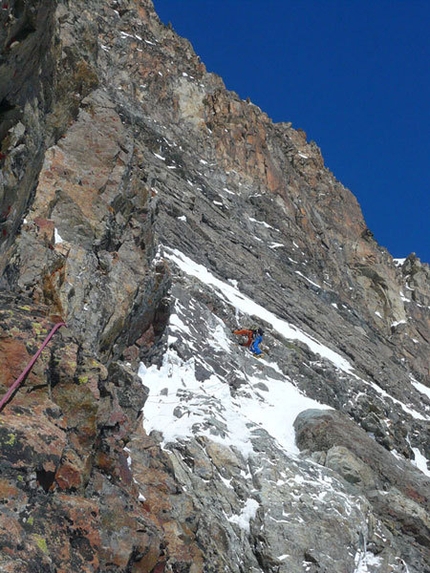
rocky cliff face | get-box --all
[0,1,429,572]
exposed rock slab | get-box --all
[0,0,429,572]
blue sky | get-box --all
[154,1,430,263]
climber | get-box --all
[232,328,256,347]
[249,327,264,356]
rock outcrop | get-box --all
[0,1,429,572]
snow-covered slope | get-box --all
[137,247,429,573]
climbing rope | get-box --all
[0,321,66,412]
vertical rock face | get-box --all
[0,1,429,572]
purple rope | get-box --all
[0,321,66,412]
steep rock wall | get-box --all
[0,1,429,572]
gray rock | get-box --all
[0,0,429,571]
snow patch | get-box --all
[54,229,64,244]
[295,270,321,289]
[410,376,430,401]
[400,291,411,303]
[249,217,279,231]
[269,242,284,249]
[140,351,255,457]
[391,320,407,328]
[353,550,383,573]
[227,498,259,533]
[412,447,430,477]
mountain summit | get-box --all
[0,1,429,572]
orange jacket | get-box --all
[233,329,255,347]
